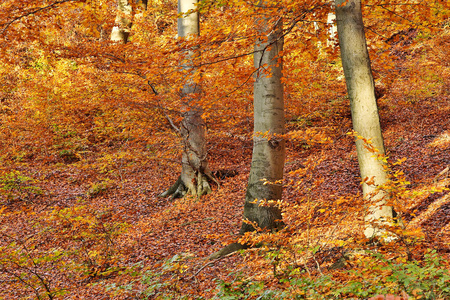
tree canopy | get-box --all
[0,0,449,298]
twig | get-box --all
[179,217,213,227]
[433,166,449,183]
[1,0,79,35]
[188,252,236,280]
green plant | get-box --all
[87,179,114,198]
[383,250,450,299]
[0,170,43,204]
[332,250,450,299]
[106,253,195,299]
[214,274,282,300]
[212,249,450,300]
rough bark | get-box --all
[159,0,216,199]
[335,0,393,239]
[210,7,285,260]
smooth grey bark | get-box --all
[159,0,216,199]
[210,10,285,260]
[110,0,147,43]
[327,12,337,47]
[239,15,285,235]
[335,0,393,239]
[111,0,133,43]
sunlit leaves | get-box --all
[0,0,449,297]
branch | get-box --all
[146,80,181,135]
[377,4,423,28]
[1,0,80,35]
[111,70,181,134]
[189,251,237,280]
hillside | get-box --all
[0,1,449,299]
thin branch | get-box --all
[108,69,182,134]
[189,251,237,280]
[377,4,423,28]
[145,77,181,135]
[2,269,42,300]
[1,0,79,35]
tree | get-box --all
[239,14,285,235]
[210,3,285,259]
[111,0,148,43]
[159,0,216,199]
[111,0,133,43]
[335,0,393,239]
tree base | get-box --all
[158,176,186,199]
[158,171,219,199]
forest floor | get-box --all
[1,28,449,300]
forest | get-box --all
[0,0,449,299]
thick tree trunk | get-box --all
[240,15,285,234]
[335,0,393,239]
[209,11,285,259]
[210,9,285,260]
[159,0,215,199]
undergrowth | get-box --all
[103,144,450,300]
[214,249,450,299]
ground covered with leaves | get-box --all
[1,6,450,300]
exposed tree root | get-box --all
[158,176,186,199]
[158,170,219,199]
[208,242,249,260]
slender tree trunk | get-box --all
[327,12,337,47]
[210,7,285,259]
[335,0,393,239]
[111,0,133,43]
[110,0,147,43]
[159,0,216,199]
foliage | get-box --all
[0,0,449,298]
[0,171,43,204]
[211,148,450,299]
[335,250,450,299]
[214,274,280,300]
[0,204,129,298]
[213,250,450,299]
[105,253,196,299]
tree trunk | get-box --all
[111,0,133,43]
[209,8,285,260]
[110,0,147,43]
[335,0,393,239]
[159,0,215,199]
[240,14,285,235]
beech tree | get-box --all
[210,3,285,259]
[335,0,393,238]
[159,0,216,198]
[110,0,149,43]
[109,0,214,198]
[111,0,133,43]
[239,14,285,235]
